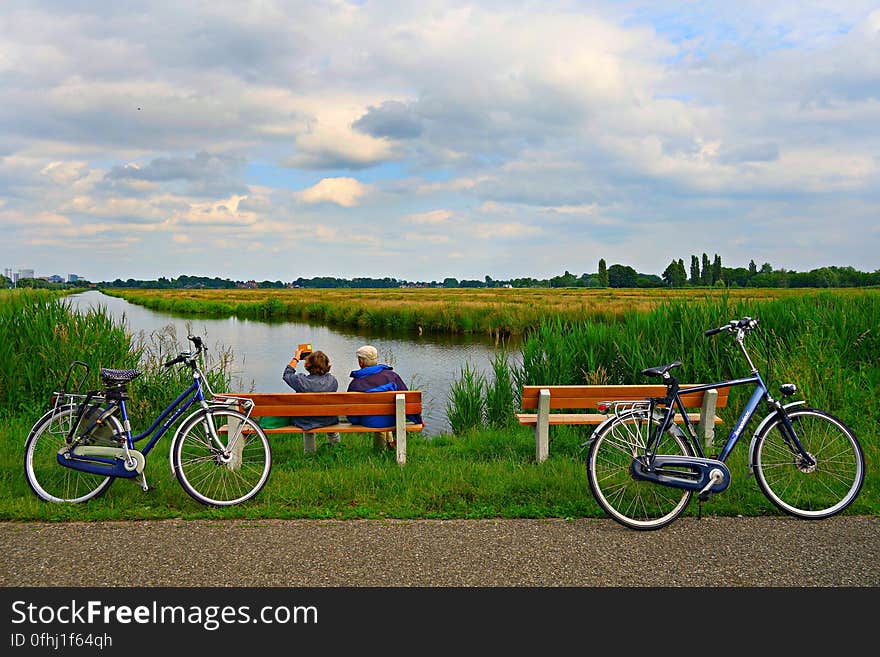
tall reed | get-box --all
[485,348,517,428]
[0,291,138,417]
[446,363,486,435]
[0,291,234,422]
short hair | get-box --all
[305,350,331,375]
[356,345,378,366]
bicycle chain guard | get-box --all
[57,446,145,478]
[631,454,731,493]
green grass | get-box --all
[9,418,868,522]
[0,287,876,522]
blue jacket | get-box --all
[346,364,422,427]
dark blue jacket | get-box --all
[346,364,422,427]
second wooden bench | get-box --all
[516,384,729,463]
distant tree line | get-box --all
[659,253,880,288]
[7,260,878,291]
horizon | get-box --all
[2,2,879,282]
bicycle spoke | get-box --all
[173,409,271,506]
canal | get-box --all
[66,290,519,436]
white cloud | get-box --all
[297,178,370,208]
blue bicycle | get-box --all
[585,317,865,530]
[24,335,271,507]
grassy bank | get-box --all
[0,288,876,522]
[101,286,851,337]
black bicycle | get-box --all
[585,317,865,530]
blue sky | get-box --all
[1,1,878,282]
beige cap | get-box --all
[356,344,378,365]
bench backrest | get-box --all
[520,385,729,411]
[226,391,422,418]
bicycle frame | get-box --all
[56,377,207,478]
[119,377,208,456]
[652,373,815,470]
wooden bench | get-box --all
[221,390,423,465]
[516,385,729,463]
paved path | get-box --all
[2,515,878,587]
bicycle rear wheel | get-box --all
[24,405,116,503]
[587,412,694,531]
[172,408,271,506]
[753,408,864,519]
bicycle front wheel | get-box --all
[172,408,271,506]
[753,408,864,519]
[24,404,116,503]
[587,412,694,531]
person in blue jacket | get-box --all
[346,344,422,448]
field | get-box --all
[101,286,861,337]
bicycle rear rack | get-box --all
[598,399,654,418]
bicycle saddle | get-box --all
[640,361,682,378]
[100,368,142,385]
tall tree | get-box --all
[663,260,687,287]
[690,255,700,285]
[712,254,722,285]
[748,259,757,276]
[597,259,609,287]
[701,253,711,285]
[607,264,638,288]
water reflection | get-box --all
[66,290,519,436]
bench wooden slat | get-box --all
[520,385,729,410]
[237,402,423,417]
[222,391,422,406]
[226,422,424,434]
[515,412,720,426]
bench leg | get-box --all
[395,393,407,466]
[699,389,718,449]
[536,388,550,463]
[303,432,317,454]
[227,415,243,471]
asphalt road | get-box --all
[2,515,878,587]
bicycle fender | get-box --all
[747,401,806,476]
[580,415,617,448]
[582,410,684,448]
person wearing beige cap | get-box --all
[346,344,422,448]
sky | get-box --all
[1,1,879,283]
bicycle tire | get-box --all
[24,404,116,503]
[753,408,864,519]
[587,411,694,531]
[171,408,271,506]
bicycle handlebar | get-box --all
[704,317,759,337]
[164,335,206,368]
